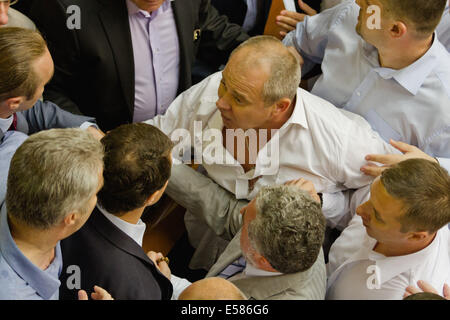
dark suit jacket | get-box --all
[59,207,173,300]
[30,0,248,131]
[211,0,272,36]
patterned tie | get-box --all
[218,256,247,279]
[8,113,17,131]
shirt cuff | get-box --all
[79,122,98,130]
[170,275,192,300]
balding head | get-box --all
[179,278,247,300]
[228,36,301,106]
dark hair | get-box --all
[381,159,450,234]
[382,0,447,36]
[98,123,173,215]
[0,27,47,101]
[403,292,446,300]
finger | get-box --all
[417,280,438,294]
[275,21,296,32]
[147,251,158,264]
[276,14,304,27]
[78,290,88,300]
[365,153,402,165]
[280,31,287,38]
[389,139,414,153]
[405,285,421,295]
[91,285,113,300]
[443,283,450,299]
[298,0,317,15]
[360,164,386,177]
[279,11,306,22]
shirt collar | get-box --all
[0,204,61,300]
[126,0,174,17]
[243,260,283,277]
[360,227,447,285]
[96,204,147,247]
[282,89,309,130]
[0,115,13,134]
[362,34,443,95]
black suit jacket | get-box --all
[211,0,272,36]
[59,207,173,300]
[30,0,248,131]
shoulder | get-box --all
[6,8,36,30]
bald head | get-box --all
[228,36,301,105]
[179,278,247,300]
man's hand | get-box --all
[78,286,114,300]
[87,126,106,141]
[404,281,449,300]
[277,0,317,38]
[147,251,171,280]
[284,178,321,203]
[361,140,438,177]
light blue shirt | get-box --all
[242,0,258,32]
[0,131,28,204]
[126,0,180,122]
[436,3,450,52]
[284,1,450,171]
[0,204,62,300]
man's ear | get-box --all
[3,97,24,112]
[63,212,78,228]
[273,98,291,115]
[389,21,407,39]
[407,231,429,242]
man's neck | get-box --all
[0,110,14,120]
[8,216,58,270]
[378,35,433,70]
[116,206,145,225]
[373,233,437,257]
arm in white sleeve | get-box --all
[170,275,192,300]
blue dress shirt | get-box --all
[0,204,62,300]
[284,1,450,171]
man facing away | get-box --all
[0,128,111,300]
[60,123,175,300]
[327,159,450,299]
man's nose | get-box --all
[0,4,9,26]
[216,95,231,111]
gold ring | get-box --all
[156,256,169,264]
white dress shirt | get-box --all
[327,213,450,300]
[97,204,147,247]
[145,71,397,223]
[284,1,450,171]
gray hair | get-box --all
[249,185,325,273]
[6,128,104,229]
[230,35,301,106]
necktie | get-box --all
[8,113,17,131]
[263,0,286,39]
[218,256,247,279]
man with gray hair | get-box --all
[167,166,326,299]
[0,128,109,300]
[145,35,398,271]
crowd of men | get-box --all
[0,0,449,301]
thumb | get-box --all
[298,0,317,15]
[390,139,413,154]
[78,290,89,300]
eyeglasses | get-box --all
[0,0,19,6]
